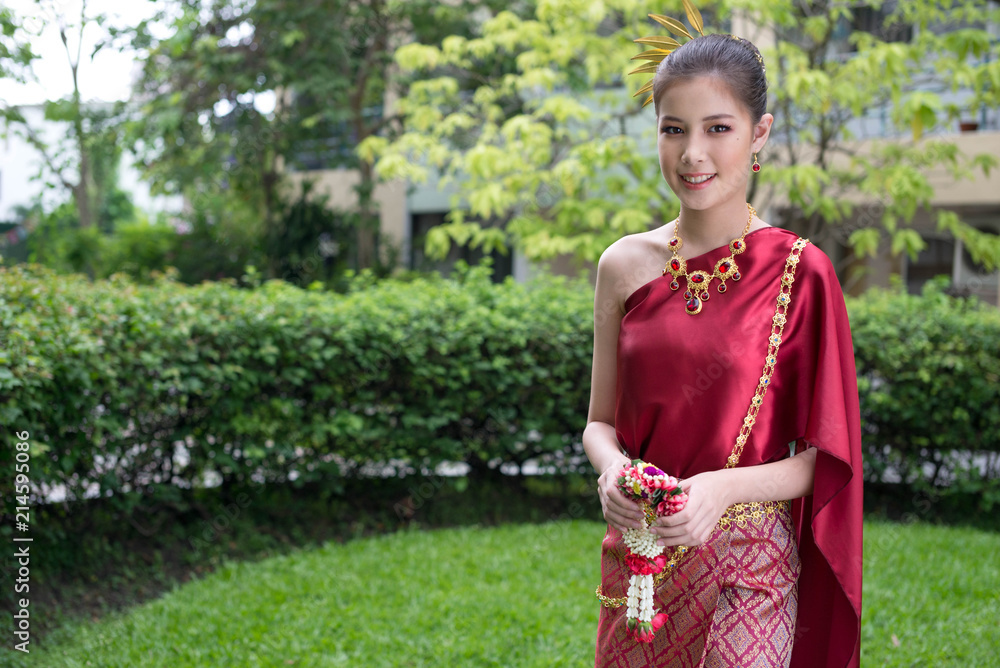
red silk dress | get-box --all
[595,227,862,668]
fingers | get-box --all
[650,506,693,535]
[653,507,691,526]
[651,526,704,546]
[650,508,713,546]
[601,495,644,533]
[599,477,646,532]
[606,513,640,533]
[605,498,644,532]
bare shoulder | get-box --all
[598,229,671,316]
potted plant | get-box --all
[946,103,981,133]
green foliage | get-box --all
[163,191,267,285]
[17,197,194,284]
[753,0,998,265]
[0,261,594,525]
[24,202,106,277]
[19,520,1000,666]
[2,101,133,232]
[2,261,997,533]
[20,200,263,287]
[0,5,132,231]
[258,181,399,290]
[100,219,179,283]
[127,0,288,230]
[367,0,1000,269]
[0,6,34,81]
[937,209,1000,272]
[126,0,508,273]
[366,0,673,264]
[848,276,1000,509]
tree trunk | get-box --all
[72,106,93,230]
[355,160,378,270]
[72,177,93,230]
[349,0,388,271]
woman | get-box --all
[584,27,862,668]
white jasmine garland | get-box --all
[614,460,690,643]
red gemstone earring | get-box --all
[752,153,761,173]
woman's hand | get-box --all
[651,470,734,546]
[598,459,645,533]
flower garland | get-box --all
[616,460,689,643]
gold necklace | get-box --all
[663,203,755,315]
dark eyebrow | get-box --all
[660,114,736,123]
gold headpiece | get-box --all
[629,1,766,108]
[629,0,706,108]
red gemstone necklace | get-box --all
[663,203,755,315]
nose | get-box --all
[680,137,706,165]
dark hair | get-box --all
[652,33,767,124]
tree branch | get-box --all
[10,110,77,191]
[76,0,86,83]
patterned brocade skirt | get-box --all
[595,501,800,668]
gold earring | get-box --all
[752,153,761,173]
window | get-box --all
[851,5,912,43]
[905,236,953,295]
[286,90,383,171]
[823,1,913,58]
[410,211,513,281]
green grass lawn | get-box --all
[14,520,1000,667]
[860,520,1000,666]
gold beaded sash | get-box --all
[596,236,811,609]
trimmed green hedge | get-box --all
[2,264,998,521]
[0,262,593,518]
[848,276,1000,508]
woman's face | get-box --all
[656,75,771,212]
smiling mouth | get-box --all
[681,174,715,184]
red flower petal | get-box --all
[651,554,667,573]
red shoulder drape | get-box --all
[614,227,862,668]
